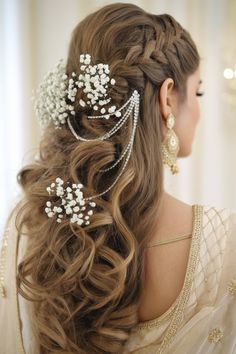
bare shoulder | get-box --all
[148,192,194,244]
[138,193,195,322]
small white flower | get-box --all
[67,193,73,200]
[56,187,64,196]
[90,67,96,75]
[79,99,86,107]
[75,189,83,197]
[65,207,73,214]
[55,178,63,184]
[115,111,122,117]
[108,105,116,113]
[70,214,78,223]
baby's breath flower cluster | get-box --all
[34,59,77,130]
[34,53,121,130]
[78,54,121,119]
[45,177,96,226]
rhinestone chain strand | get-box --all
[67,90,140,202]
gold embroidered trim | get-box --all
[227,279,236,295]
[135,299,178,330]
[135,205,203,332]
[156,204,203,353]
[208,327,223,343]
[0,227,10,298]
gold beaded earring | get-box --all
[161,112,180,174]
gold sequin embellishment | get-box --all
[0,227,10,298]
[208,328,223,343]
[227,279,236,295]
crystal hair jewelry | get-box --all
[34,53,140,226]
[161,112,180,174]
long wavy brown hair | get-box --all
[13,2,200,353]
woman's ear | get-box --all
[159,78,178,138]
[159,78,175,118]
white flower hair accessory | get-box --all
[78,53,120,118]
[34,53,122,130]
[34,59,76,130]
[45,177,96,226]
[34,52,141,227]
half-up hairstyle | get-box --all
[14,2,200,353]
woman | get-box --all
[1,2,236,354]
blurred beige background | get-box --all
[1,0,236,236]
